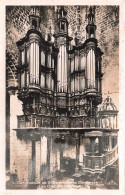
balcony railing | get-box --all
[17,115,54,128]
[17,115,69,129]
[82,145,118,173]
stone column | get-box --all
[60,146,63,170]
[35,140,41,182]
[57,149,60,170]
[50,136,53,173]
[99,137,103,154]
[109,135,112,151]
[91,137,96,156]
[40,136,47,165]
[8,89,23,174]
[89,137,96,170]
[75,133,80,173]
[47,136,50,175]
[31,140,36,181]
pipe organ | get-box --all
[17,6,103,129]
[9,6,119,186]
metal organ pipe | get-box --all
[57,49,61,92]
[38,45,39,83]
[36,43,38,84]
[57,43,68,93]
[64,45,67,92]
[90,49,93,88]
[27,72,29,87]
[21,72,24,88]
[30,43,33,83]
[98,60,100,92]
[93,49,95,88]
[88,51,91,88]
[27,48,29,64]
[61,45,62,92]
[78,74,80,92]
[36,43,39,84]
[33,42,35,83]
[87,52,88,88]
[87,50,90,88]
[41,51,45,66]
[22,50,25,65]
[63,45,65,92]
[29,37,40,85]
[86,49,96,89]
[62,45,64,92]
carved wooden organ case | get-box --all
[17,6,103,129]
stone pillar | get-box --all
[57,149,60,170]
[89,137,96,170]
[60,145,63,170]
[8,89,23,173]
[75,133,80,173]
[47,136,50,175]
[31,140,36,181]
[35,140,41,182]
[109,135,112,151]
[99,137,103,154]
[40,136,47,165]
[50,136,53,173]
[91,137,96,156]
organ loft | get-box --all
[8,6,119,189]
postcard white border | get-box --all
[0,0,125,195]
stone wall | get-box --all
[6,6,31,87]
[95,6,119,108]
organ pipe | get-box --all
[62,45,64,91]
[29,40,40,84]
[64,45,67,92]
[27,48,30,64]
[22,50,25,65]
[86,49,96,89]
[93,49,95,88]
[33,42,35,83]
[41,51,45,66]
[57,43,68,93]
[30,43,33,83]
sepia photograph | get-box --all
[5,4,120,191]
